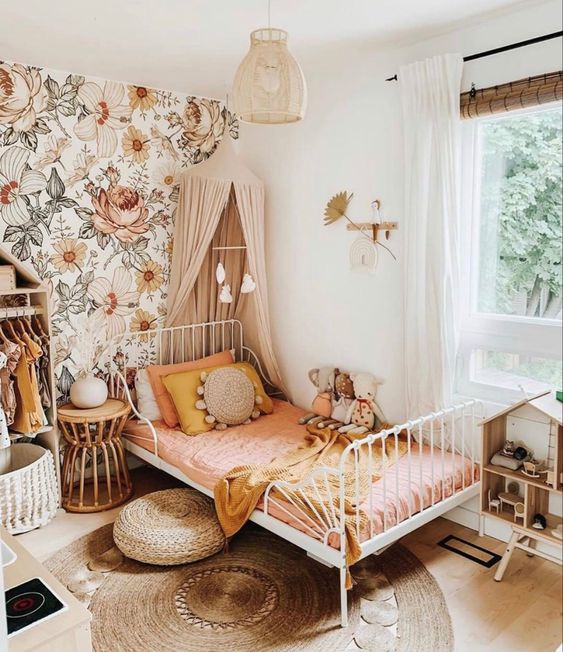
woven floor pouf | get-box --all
[113,488,225,565]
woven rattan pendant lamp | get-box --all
[232,2,307,124]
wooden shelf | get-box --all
[482,508,521,526]
[9,424,54,442]
[484,464,562,494]
[0,287,46,295]
[516,513,563,545]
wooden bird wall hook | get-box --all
[323,191,399,260]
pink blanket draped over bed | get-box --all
[124,400,478,546]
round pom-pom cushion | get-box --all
[202,367,256,425]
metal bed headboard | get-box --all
[107,319,281,399]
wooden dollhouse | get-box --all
[479,390,563,578]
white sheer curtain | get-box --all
[400,54,463,418]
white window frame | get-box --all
[457,104,563,403]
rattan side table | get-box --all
[58,399,133,513]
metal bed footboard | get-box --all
[262,400,483,626]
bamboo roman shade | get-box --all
[460,70,562,119]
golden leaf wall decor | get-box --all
[323,191,353,225]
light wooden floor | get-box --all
[17,467,563,652]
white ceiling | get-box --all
[1,0,527,98]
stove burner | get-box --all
[7,591,46,618]
[5,577,67,637]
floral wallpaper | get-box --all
[0,60,237,397]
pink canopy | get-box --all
[166,134,284,392]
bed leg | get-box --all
[339,565,348,628]
[478,513,485,537]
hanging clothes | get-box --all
[0,338,21,426]
[0,350,10,449]
[11,333,44,434]
[37,334,52,409]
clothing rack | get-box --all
[0,246,59,487]
[1,306,44,318]
[385,31,563,82]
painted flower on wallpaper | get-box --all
[155,161,180,189]
[150,125,179,161]
[74,81,132,157]
[0,63,47,132]
[34,135,71,170]
[0,146,47,225]
[128,85,157,112]
[46,278,60,321]
[51,238,88,273]
[129,308,157,342]
[88,266,139,340]
[135,260,164,294]
[66,149,97,187]
[91,183,150,242]
[167,98,224,156]
[122,125,150,164]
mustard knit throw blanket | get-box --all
[214,424,407,585]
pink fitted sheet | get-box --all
[124,399,478,544]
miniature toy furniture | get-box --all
[58,399,132,512]
[481,391,563,580]
[522,460,544,477]
[113,488,225,565]
[513,502,525,524]
[487,490,500,514]
[498,491,522,512]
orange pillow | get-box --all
[147,350,234,427]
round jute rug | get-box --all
[45,524,453,652]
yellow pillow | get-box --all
[233,362,273,415]
[163,361,273,435]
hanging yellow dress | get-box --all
[12,334,44,434]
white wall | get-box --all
[239,44,406,420]
[239,0,562,425]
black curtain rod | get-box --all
[385,31,563,82]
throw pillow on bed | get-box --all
[135,369,162,421]
[195,366,262,430]
[146,350,234,428]
[162,361,273,435]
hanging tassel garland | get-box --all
[219,284,233,303]
[241,273,256,294]
[216,262,226,284]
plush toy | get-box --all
[501,440,515,457]
[331,369,355,422]
[196,367,262,430]
[345,372,387,430]
[308,367,336,418]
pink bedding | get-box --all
[124,399,478,544]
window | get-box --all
[458,104,562,402]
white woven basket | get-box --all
[0,443,59,534]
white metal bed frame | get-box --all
[108,319,482,627]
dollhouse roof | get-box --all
[480,390,563,427]
[0,244,43,287]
